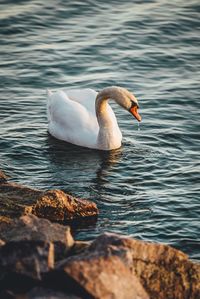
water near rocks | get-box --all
[0,0,199,260]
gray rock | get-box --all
[0,240,54,291]
[0,215,74,261]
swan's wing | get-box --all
[47,90,99,147]
[61,88,97,114]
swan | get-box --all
[47,86,141,150]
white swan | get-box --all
[47,86,141,150]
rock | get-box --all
[0,173,98,223]
[87,233,200,299]
[0,181,43,218]
[46,251,149,299]
[32,190,98,222]
[0,240,54,292]
[0,215,74,262]
[0,170,9,183]
[0,216,12,224]
[25,287,83,299]
[0,229,199,298]
[72,240,91,255]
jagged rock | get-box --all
[0,240,54,292]
[0,229,199,298]
[0,215,74,262]
[87,233,200,299]
[32,190,98,222]
[0,173,98,223]
[46,250,149,299]
[26,287,82,299]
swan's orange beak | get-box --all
[130,106,142,122]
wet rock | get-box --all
[32,190,98,222]
[0,172,98,223]
[0,215,74,262]
[0,181,43,218]
[26,287,82,299]
[46,250,149,299]
[0,170,9,183]
[0,240,54,292]
[87,233,200,299]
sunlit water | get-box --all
[0,0,199,260]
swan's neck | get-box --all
[95,95,122,150]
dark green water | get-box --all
[0,0,199,260]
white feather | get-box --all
[47,86,139,150]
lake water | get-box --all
[0,0,199,260]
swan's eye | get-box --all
[130,101,139,110]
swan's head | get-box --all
[97,86,142,122]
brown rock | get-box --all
[0,173,98,223]
[0,216,12,224]
[72,240,91,255]
[88,233,200,299]
[47,250,149,299]
[0,240,54,291]
[0,215,74,262]
[0,170,9,183]
[32,190,98,222]
[0,181,43,218]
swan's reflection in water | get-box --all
[45,134,123,231]
[46,134,122,196]
[91,148,123,194]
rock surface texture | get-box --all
[0,170,98,223]
[87,233,200,299]
[49,251,149,299]
[0,240,54,291]
[0,214,74,262]
[32,189,98,222]
[0,217,199,299]
[0,170,9,183]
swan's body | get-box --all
[47,86,141,150]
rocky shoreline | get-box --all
[0,170,98,224]
[0,170,199,299]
